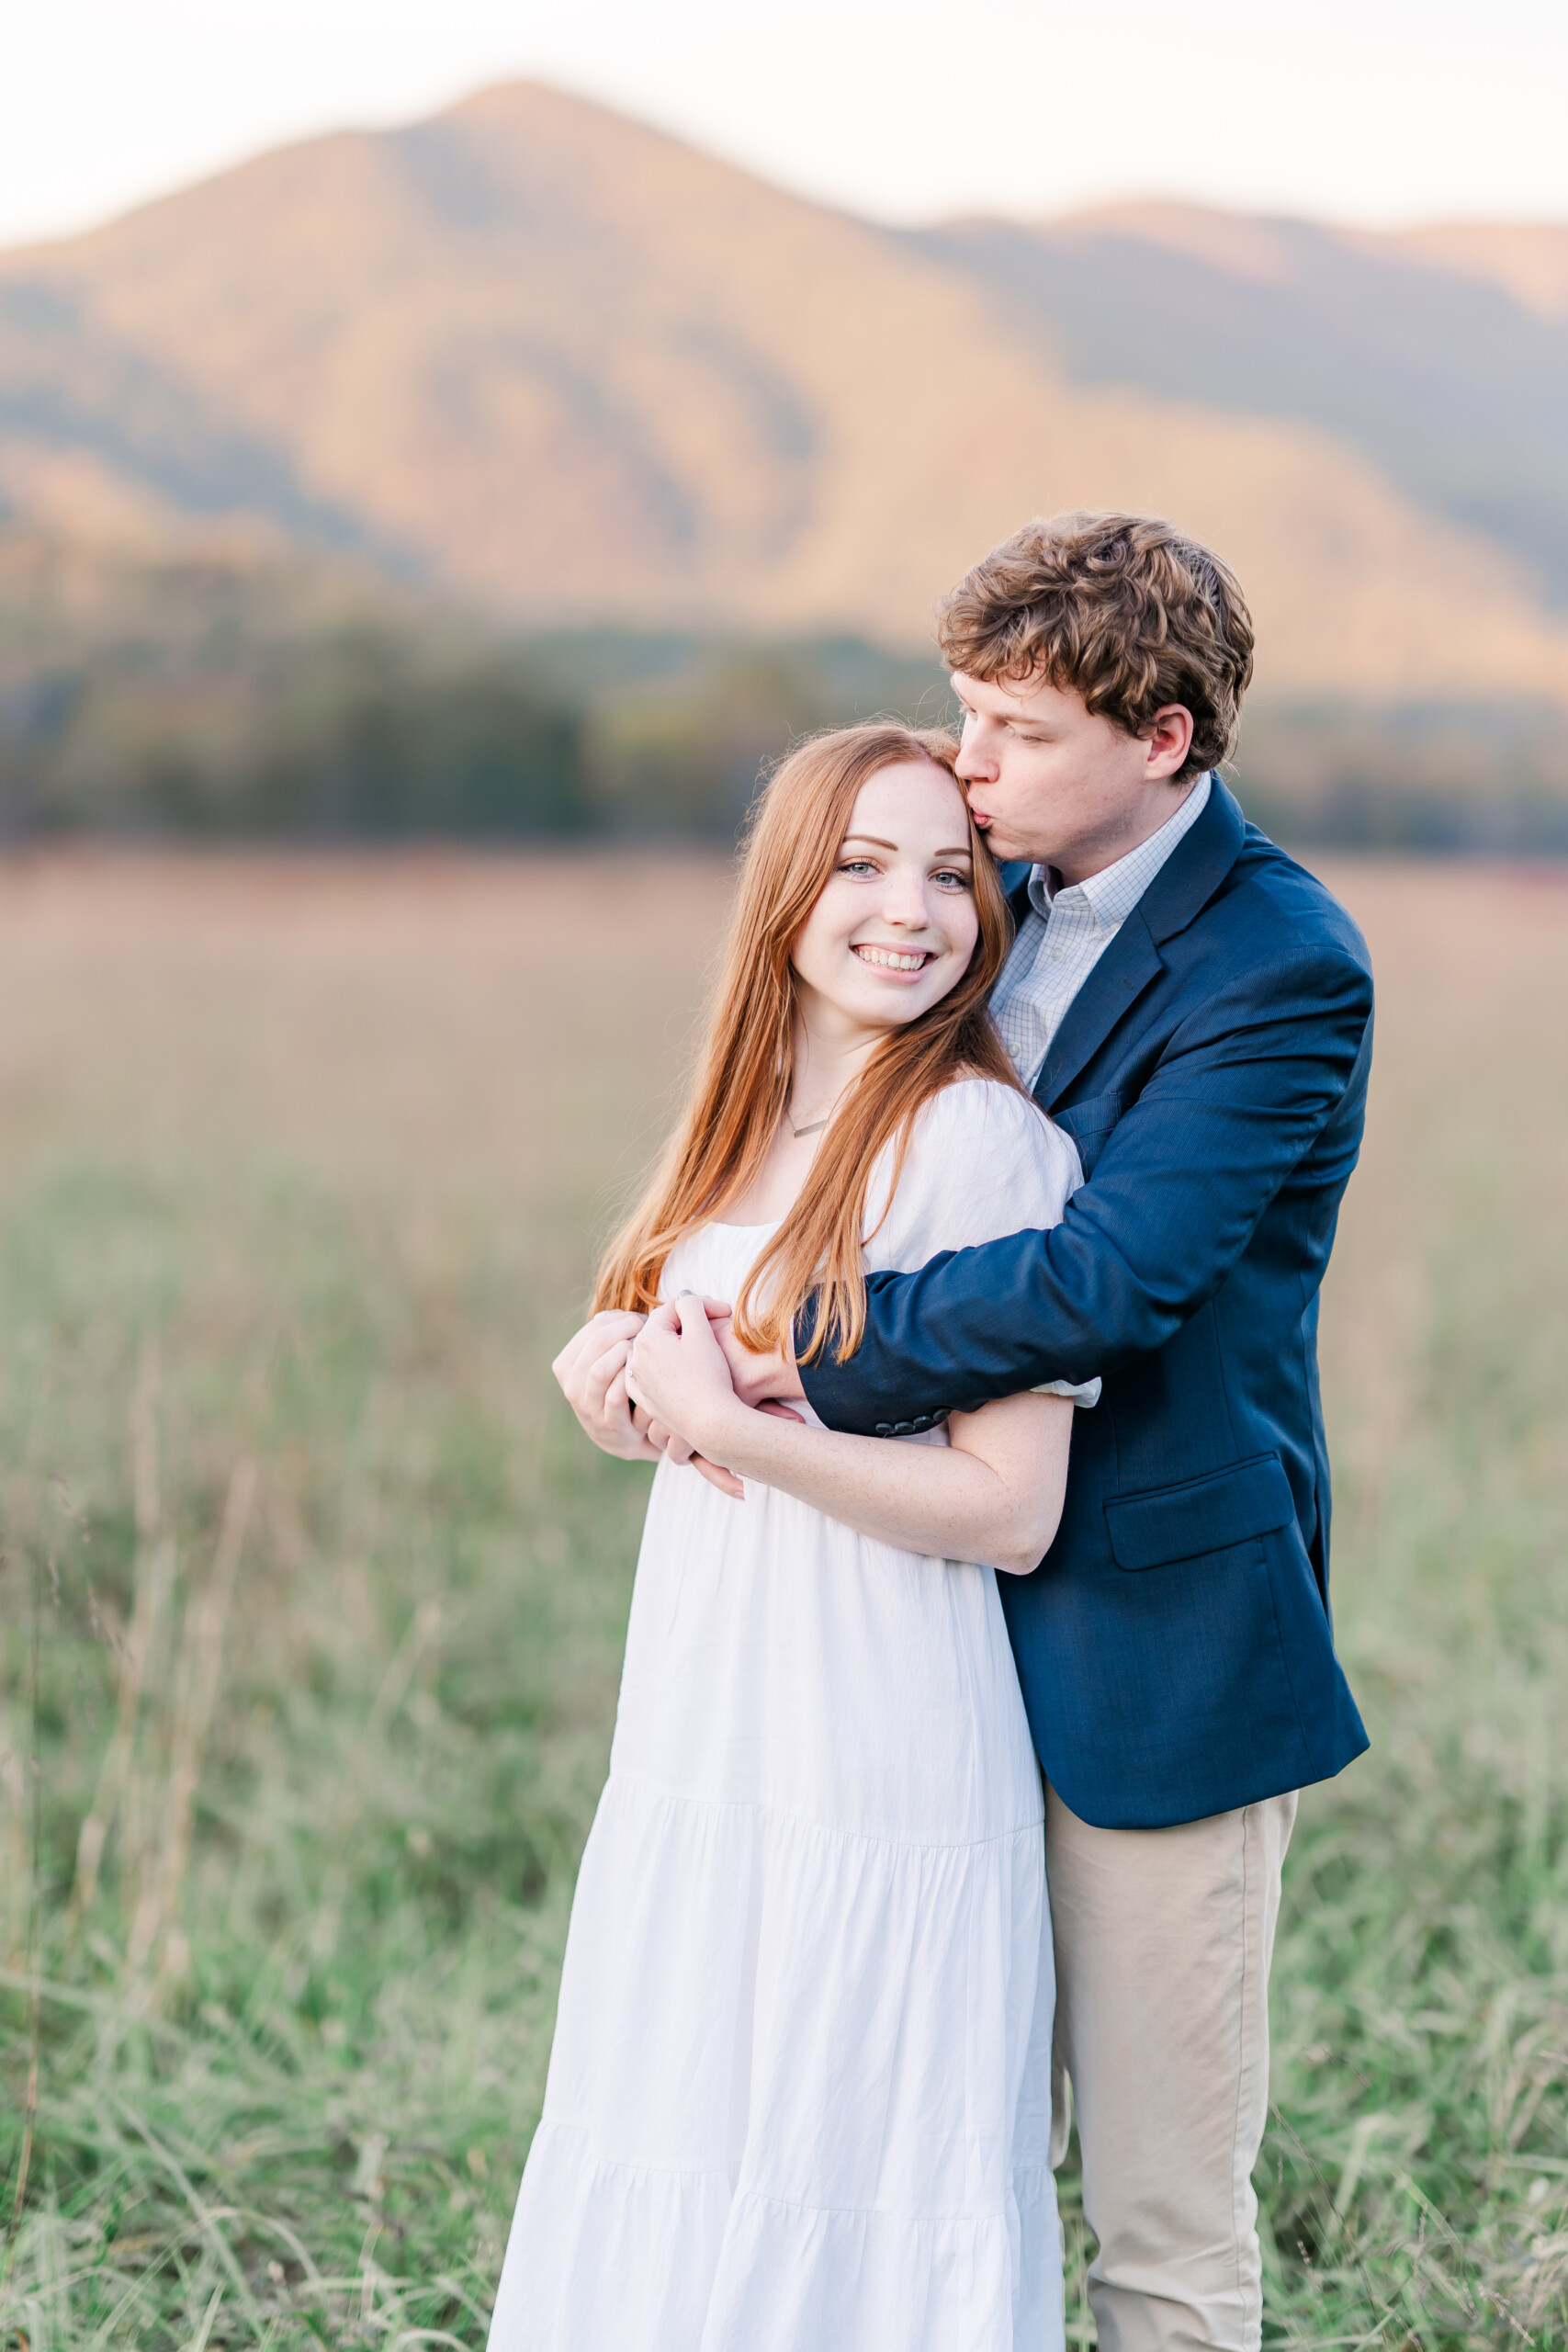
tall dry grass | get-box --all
[0,848,1563,2347]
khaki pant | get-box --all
[1045,1782,1298,2352]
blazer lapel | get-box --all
[1136,776,1247,947]
[1032,778,1248,1109]
[1034,906,1163,1109]
[1000,860,1034,928]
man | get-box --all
[560,512,1372,2351]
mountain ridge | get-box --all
[918,201,1568,603]
[1,81,1565,710]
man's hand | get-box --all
[553,1299,750,1498]
[711,1311,807,1411]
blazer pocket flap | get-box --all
[1105,1454,1296,1571]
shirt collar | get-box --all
[1027,771,1213,927]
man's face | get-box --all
[952,670,1193,882]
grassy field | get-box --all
[0,847,1564,2349]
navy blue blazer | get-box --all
[798,780,1372,1830]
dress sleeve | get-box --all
[864,1080,1101,1407]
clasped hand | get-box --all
[550,1297,801,1500]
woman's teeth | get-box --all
[854,944,929,971]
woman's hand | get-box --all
[552,1309,660,1462]
[626,1296,750,1467]
[555,1297,764,1500]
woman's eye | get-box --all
[932,869,969,891]
[839,859,877,876]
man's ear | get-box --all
[1145,704,1196,782]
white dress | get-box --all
[490,1080,1089,2352]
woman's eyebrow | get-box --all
[840,834,973,860]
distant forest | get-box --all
[2,533,1566,852]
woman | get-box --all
[489,725,1094,2350]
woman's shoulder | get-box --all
[913,1072,1054,1139]
[908,1074,1079,1174]
[865,1076,1084,1271]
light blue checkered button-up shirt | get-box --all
[991,774,1213,1093]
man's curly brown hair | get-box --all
[936,511,1256,784]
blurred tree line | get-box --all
[0,532,948,840]
[3,527,1567,847]
[1235,697,1568,854]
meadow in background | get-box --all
[0,846,1565,2348]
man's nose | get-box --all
[954,730,995,783]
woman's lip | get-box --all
[852,943,934,976]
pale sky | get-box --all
[3,0,1566,252]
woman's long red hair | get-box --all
[592,724,1023,1365]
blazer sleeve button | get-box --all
[892,1419,914,1436]
[874,1422,893,1438]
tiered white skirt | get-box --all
[489,1226,1063,2350]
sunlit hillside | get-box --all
[919,204,1568,602]
[2,82,1567,706]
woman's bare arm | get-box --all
[626,1296,1072,1576]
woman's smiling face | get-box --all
[789,759,980,1038]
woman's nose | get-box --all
[879,870,931,927]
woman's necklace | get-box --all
[785,1084,844,1140]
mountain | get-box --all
[1,81,1566,726]
[915,203,1568,603]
